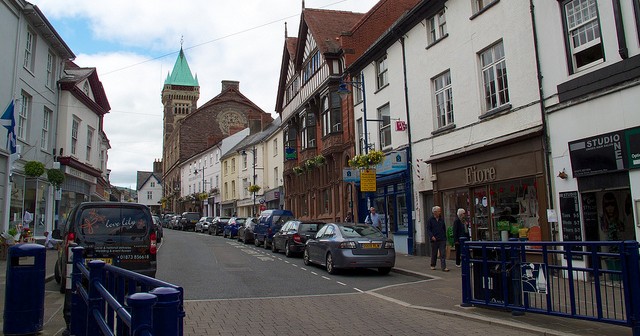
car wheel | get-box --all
[378,267,392,275]
[272,240,278,253]
[303,248,312,266]
[254,237,260,246]
[326,253,337,274]
[54,259,61,284]
[263,239,270,250]
[284,242,292,258]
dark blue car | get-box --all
[254,210,294,248]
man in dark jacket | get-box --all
[453,208,469,267]
[427,206,449,271]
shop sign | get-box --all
[569,130,627,177]
[360,169,376,192]
[464,166,496,185]
[376,151,407,174]
[395,121,407,131]
[343,168,360,182]
[626,127,640,169]
[285,146,297,160]
[65,166,96,184]
[558,191,583,260]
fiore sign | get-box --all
[360,169,376,192]
[395,121,407,131]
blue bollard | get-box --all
[128,293,157,336]
[150,287,181,336]
[3,243,46,335]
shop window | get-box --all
[442,189,471,236]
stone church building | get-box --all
[161,48,272,213]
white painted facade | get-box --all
[534,0,640,261]
[138,174,162,211]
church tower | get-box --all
[162,47,200,143]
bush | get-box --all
[24,161,45,177]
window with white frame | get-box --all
[83,82,90,96]
[427,9,447,44]
[354,73,363,104]
[224,182,228,199]
[376,55,388,89]
[321,92,342,136]
[274,167,278,187]
[224,161,228,175]
[231,180,236,199]
[71,117,79,155]
[563,0,603,72]
[273,139,278,156]
[17,92,31,140]
[480,41,509,112]
[433,70,454,128]
[215,175,219,188]
[46,51,56,88]
[243,178,248,197]
[357,118,364,154]
[301,112,316,149]
[472,0,498,14]
[231,158,236,173]
[147,191,153,200]
[151,181,155,187]
[86,127,94,161]
[41,107,51,150]
[24,29,35,71]
[378,104,391,149]
[242,154,248,169]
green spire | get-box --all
[164,48,199,86]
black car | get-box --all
[272,220,325,257]
[180,212,200,231]
[208,216,230,236]
[53,202,157,293]
[237,217,258,244]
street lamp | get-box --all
[241,147,257,216]
[338,73,370,154]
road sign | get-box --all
[259,204,267,211]
[360,169,376,192]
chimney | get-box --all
[221,80,240,92]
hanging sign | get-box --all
[395,120,407,131]
[360,169,376,192]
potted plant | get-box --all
[305,159,316,170]
[293,166,304,175]
[348,150,385,169]
[24,161,45,177]
[47,168,65,187]
[247,184,261,193]
[314,154,326,165]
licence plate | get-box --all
[361,243,381,249]
[86,258,113,265]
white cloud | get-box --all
[31,0,378,187]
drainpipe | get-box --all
[530,0,556,243]
[399,36,415,255]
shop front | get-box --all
[220,200,236,217]
[431,136,549,246]
[263,187,282,212]
[7,174,53,238]
[562,127,639,271]
[356,149,413,254]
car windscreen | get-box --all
[299,223,324,233]
[235,218,246,225]
[339,225,385,239]
[78,207,149,238]
[273,215,295,225]
[183,213,200,220]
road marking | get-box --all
[300,267,307,271]
[256,256,274,261]
[337,281,347,286]
[321,276,331,280]
[354,288,364,292]
[291,264,298,267]
[284,260,290,264]
[311,271,318,275]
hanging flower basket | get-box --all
[248,185,261,193]
[24,161,45,177]
[304,159,316,170]
[314,154,326,165]
[348,150,385,169]
[47,168,65,187]
[293,166,304,175]
[198,193,208,201]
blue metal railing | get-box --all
[460,239,640,336]
[69,247,185,336]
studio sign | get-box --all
[464,166,496,185]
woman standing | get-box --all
[453,208,469,267]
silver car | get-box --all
[303,223,395,275]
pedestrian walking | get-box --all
[453,208,469,267]
[364,207,383,230]
[427,206,449,271]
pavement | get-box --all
[0,244,630,336]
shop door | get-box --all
[472,187,491,241]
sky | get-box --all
[31,0,379,189]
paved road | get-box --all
[160,229,539,335]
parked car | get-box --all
[272,220,325,257]
[208,216,231,236]
[254,209,294,248]
[304,223,395,275]
[162,213,174,228]
[180,212,200,231]
[170,215,182,230]
[152,215,163,243]
[53,202,158,293]
[237,217,258,244]
[196,216,214,233]
[223,217,246,238]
